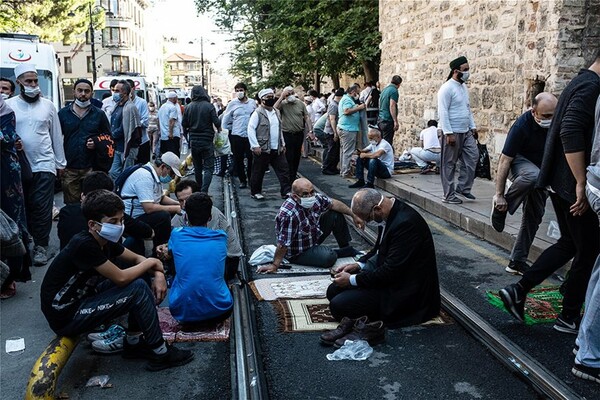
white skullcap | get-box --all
[283,86,294,92]
[167,91,178,99]
[258,88,274,99]
[14,63,37,79]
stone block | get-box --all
[424,31,433,45]
[442,26,455,39]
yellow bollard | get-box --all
[25,336,78,400]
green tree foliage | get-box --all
[0,0,100,43]
[195,0,380,91]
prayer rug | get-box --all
[249,275,332,301]
[275,299,454,333]
[277,257,360,275]
[157,307,231,343]
[486,285,563,325]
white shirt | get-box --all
[366,139,394,175]
[306,103,316,124]
[419,126,441,150]
[102,96,116,119]
[359,87,373,103]
[247,108,281,150]
[7,96,66,174]
[312,97,326,120]
[158,101,181,139]
[437,79,476,135]
[121,163,162,218]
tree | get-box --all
[0,0,96,43]
[195,0,380,91]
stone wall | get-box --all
[379,0,599,173]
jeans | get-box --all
[160,137,181,157]
[355,157,391,184]
[191,144,215,193]
[135,211,172,255]
[55,279,164,348]
[109,148,138,181]
[24,171,55,247]
[338,129,358,176]
[377,119,395,146]
[575,184,600,368]
[61,168,92,204]
[250,151,291,197]
[519,193,599,318]
[440,131,478,199]
[283,131,304,180]
[506,155,548,263]
[230,135,252,184]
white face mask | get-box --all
[75,99,91,108]
[236,91,245,100]
[460,71,470,82]
[369,140,378,146]
[300,196,317,209]
[96,222,125,243]
[536,118,552,129]
[1,93,9,100]
[23,85,41,98]
[287,95,296,103]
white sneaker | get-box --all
[87,324,126,342]
[92,335,124,354]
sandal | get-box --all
[0,282,16,299]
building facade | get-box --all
[379,0,599,170]
[166,53,212,90]
[53,0,163,100]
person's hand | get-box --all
[570,182,589,216]
[334,263,360,274]
[446,134,456,146]
[169,132,174,139]
[86,138,95,150]
[471,129,478,140]
[333,134,339,143]
[493,194,508,213]
[353,214,365,230]
[256,263,278,274]
[15,139,23,151]
[308,132,315,141]
[333,271,351,287]
[252,147,262,156]
[57,169,64,178]
[282,145,286,154]
[156,244,169,260]
[393,121,399,131]
[152,272,167,304]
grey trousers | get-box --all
[338,129,358,176]
[506,155,548,263]
[440,131,478,199]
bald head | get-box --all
[291,178,315,200]
[532,92,558,121]
[351,188,383,219]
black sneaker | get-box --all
[364,182,375,189]
[572,363,600,384]
[490,201,507,232]
[146,344,194,372]
[553,314,581,335]
[349,180,365,188]
[499,283,526,322]
[322,169,339,176]
[239,182,247,189]
[505,260,528,275]
[122,339,153,360]
[459,191,476,200]
[442,195,463,205]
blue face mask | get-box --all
[159,175,172,184]
[113,93,121,102]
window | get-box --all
[87,56,94,73]
[109,0,119,16]
[112,55,130,72]
[64,57,72,73]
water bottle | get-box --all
[181,141,189,155]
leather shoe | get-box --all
[320,316,366,346]
[334,318,386,348]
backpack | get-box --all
[114,164,153,199]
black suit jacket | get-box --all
[356,199,440,327]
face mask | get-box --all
[263,98,276,107]
[75,99,91,108]
[113,93,122,102]
[536,118,552,129]
[236,91,245,100]
[459,71,470,82]
[369,140,378,146]
[1,93,8,100]
[96,222,125,243]
[299,196,317,209]
[287,95,296,103]
[159,174,173,184]
[149,107,155,112]
[23,85,41,98]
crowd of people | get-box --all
[2,49,600,384]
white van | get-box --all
[93,74,159,105]
[0,33,62,110]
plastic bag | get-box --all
[475,141,492,180]
[214,130,231,156]
[326,340,373,361]
[547,220,561,239]
[85,375,111,388]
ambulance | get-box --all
[0,33,62,110]
[93,74,159,105]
